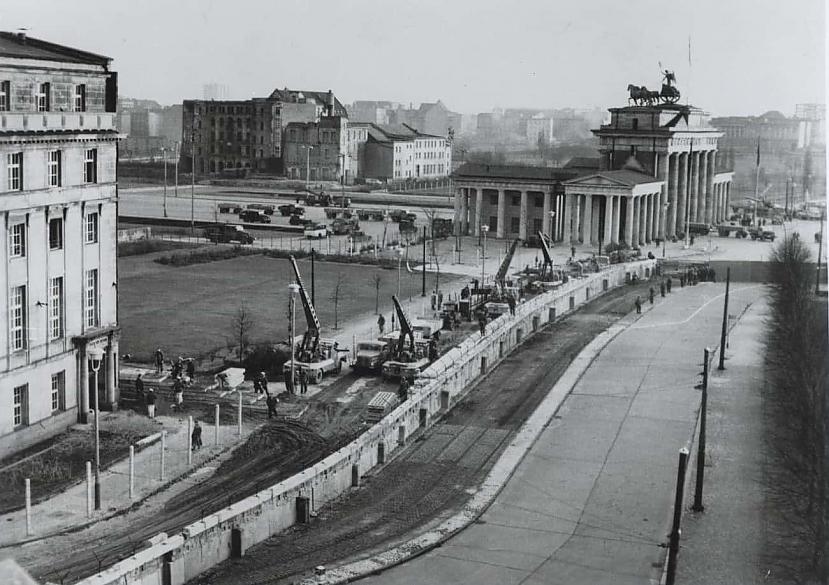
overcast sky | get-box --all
[2,0,825,116]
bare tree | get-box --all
[373,272,382,314]
[330,272,346,330]
[231,304,254,360]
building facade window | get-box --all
[36,83,50,112]
[14,384,28,427]
[0,80,9,111]
[49,276,63,340]
[85,212,99,244]
[48,150,62,187]
[9,222,25,257]
[49,217,63,250]
[74,84,86,112]
[51,372,65,412]
[85,269,98,328]
[83,148,97,183]
[7,152,22,190]
[511,217,520,233]
[10,285,26,351]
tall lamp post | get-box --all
[190,131,195,235]
[397,248,403,298]
[481,224,489,286]
[662,201,670,258]
[304,146,316,190]
[548,210,556,242]
[288,283,300,391]
[174,141,179,198]
[162,147,168,218]
[88,347,104,510]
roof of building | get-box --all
[366,123,445,143]
[453,162,579,182]
[564,169,662,187]
[563,157,600,170]
[0,31,110,67]
[267,88,348,116]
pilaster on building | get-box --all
[0,31,122,458]
[453,102,734,246]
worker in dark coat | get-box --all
[649,287,655,304]
[660,281,666,297]
[191,421,202,451]
[634,296,642,314]
[666,277,673,293]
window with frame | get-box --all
[49,217,63,250]
[85,269,98,328]
[510,217,520,233]
[511,195,520,206]
[14,384,28,427]
[85,212,99,243]
[7,152,22,190]
[36,82,50,112]
[9,222,25,257]
[51,371,65,412]
[10,285,26,351]
[0,80,9,111]
[74,84,86,112]
[49,276,63,340]
[83,148,97,183]
[48,150,61,187]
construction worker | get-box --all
[378,314,386,333]
[398,376,409,402]
[649,286,655,304]
[634,296,642,314]
[265,392,279,419]
[298,368,308,395]
[666,277,672,293]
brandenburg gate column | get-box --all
[689,151,700,222]
[646,193,654,243]
[473,188,483,236]
[705,151,717,224]
[612,195,621,244]
[657,153,668,240]
[519,190,528,240]
[698,150,709,223]
[591,196,601,244]
[677,152,688,234]
[624,195,634,246]
[496,189,506,238]
[603,195,613,249]
[542,191,552,239]
[581,194,593,244]
[563,193,574,244]
[631,196,640,245]
[454,187,462,234]
[668,153,679,237]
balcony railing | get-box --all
[0,112,117,132]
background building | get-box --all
[363,124,452,181]
[116,97,181,159]
[282,115,348,182]
[0,32,120,457]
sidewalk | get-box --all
[353,281,765,585]
[0,413,253,547]
[676,296,770,584]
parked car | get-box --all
[218,203,243,214]
[203,224,255,244]
[304,223,331,239]
[749,228,776,242]
[246,203,275,215]
[332,217,360,235]
[365,178,383,187]
[686,222,713,236]
[239,209,271,223]
[278,203,305,216]
[289,213,310,225]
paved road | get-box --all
[357,282,764,585]
[189,282,659,585]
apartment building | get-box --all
[0,32,120,457]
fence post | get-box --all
[160,430,167,481]
[692,348,710,512]
[666,448,690,585]
[718,268,730,370]
[187,416,193,466]
[25,478,32,536]
[129,445,135,500]
[86,461,93,518]
[238,391,243,438]
[215,403,220,445]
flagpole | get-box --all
[754,138,761,228]
[684,138,693,248]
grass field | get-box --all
[119,254,462,361]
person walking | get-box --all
[666,276,672,293]
[634,296,642,314]
[285,370,295,395]
[298,368,308,395]
[146,388,157,419]
[660,281,666,297]
[507,295,516,316]
[135,373,145,405]
[266,393,279,419]
[258,372,268,395]
[377,314,386,334]
[648,286,655,304]
[186,359,195,380]
[154,348,164,374]
[173,377,184,408]
[191,421,203,451]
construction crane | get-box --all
[390,295,415,358]
[381,295,429,381]
[289,255,321,356]
[493,238,521,294]
[537,231,555,278]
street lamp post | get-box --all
[548,210,556,241]
[304,146,316,190]
[174,141,179,198]
[481,224,489,287]
[397,248,402,298]
[162,147,168,218]
[662,201,670,258]
[190,131,195,235]
[288,283,300,392]
[88,347,104,511]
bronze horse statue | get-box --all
[627,84,660,106]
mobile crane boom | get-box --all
[537,231,554,277]
[289,255,321,353]
[391,295,415,357]
[494,238,521,291]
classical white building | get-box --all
[0,32,120,457]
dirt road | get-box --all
[192,282,653,585]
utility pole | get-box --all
[693,348,710,512]
[684,140,693,248]
[817,209,825,295]
[190,129,195,235]
[162,147,168,218]
[422,226,426,296]
[310,249,316,306]
[666,448,690,585]
[718,267,730,370]
[174,141,179,198]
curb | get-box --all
[299,303,651,584]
